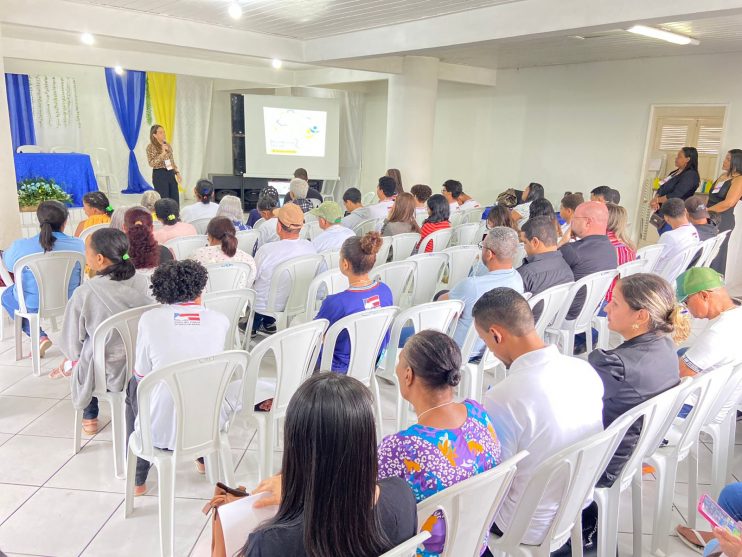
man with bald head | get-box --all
[558,201,618,321]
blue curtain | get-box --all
[4,73,36,152]
[104,68,151,193]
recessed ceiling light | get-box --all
[272,59,283,69]
[114,65,125,76]
[80,32,95,45]
[627,25,699,46]
[228,2,242,19]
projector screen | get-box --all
[243,95,340,179]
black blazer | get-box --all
[658,169,700,201]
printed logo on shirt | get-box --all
[363,295,381,310]
[174,312,201,326]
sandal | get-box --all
[48,362,71,380]
[134,483,148,497]
[82,418,98,435]
[676,525,713,554]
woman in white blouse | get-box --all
[190,216,256,288]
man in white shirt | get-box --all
[311,201,355,254]
[473,287,604,545]
[442,179,480,213]
[655,198,700,279]
[363,176,397,222]
[252,203,317,334]
[340,187,366,230]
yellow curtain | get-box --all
[147,72,178,188]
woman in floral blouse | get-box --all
[189,217,256,288]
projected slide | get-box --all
[263,107,327,157]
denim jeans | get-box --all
[1,287,47,338]
[251,313,276,334]
[125,377,152,486]
[83,397,99,420]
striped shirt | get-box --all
[418,221,451,253]
[606,231,636,301]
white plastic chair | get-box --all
[188,217,212,235]
[419,228,453,253]
[636,244,665,273]
[512,242,527,269]
[16,144,43,153]
[645,366,735,556]
[545,269,617,355]
[489,415,634,557]
[617,258,652,277]
[373,235,393,267]
[703,230,731,268]
[408,253,450,306]
[163,235,207,260]
[457,323,506,402]
[253,218,266,230]
[353,218,381,237]
[0,259,14,341]
[78,222,109,243]
[73,304,158,478]
[656,243,700,284]
[371,261,416,306]
[417,451,527,557]
[93,147,116,194]
[320,306,399,436]
[319,250,341,270]
[261,254,324,330]
[13,251,86,376]
[202,289,256,350]
[449,211,464,228]
[362,191,377,205]
[527,282,575,340]
[300,268,349,322]
[49,146,74,153]
[236,230,259,256]
[237,320,328,480]
[442,246,480,290]
[461,207,485,224]
[390,233,421,261]
[204,262,255,293]
[691,237,718,268]
[379,532,431,557]
[299,220,322,241]
[450,223,479,246]
[125,351,248,557]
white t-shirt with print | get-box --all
[683,303,742,373]
[253,238,317,312]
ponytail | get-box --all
[206,216,238,257]
[670,305,691,345]
[196,179,214,205]
[90,228,136,281]
[36,200,68,252]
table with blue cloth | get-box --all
[14,153,99,207]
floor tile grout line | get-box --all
[0,484,42,528]
[76,498,125,557]
[187,515,213,557]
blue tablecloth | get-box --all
[14,153,99,207]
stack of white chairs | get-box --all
[636,244,665,273]
[164,235,208,260]
[259,254,324,331]
[189,217,212,235]
[390,233,421,261]
[78,222,109,243]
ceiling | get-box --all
[405,13,742,70]
[62,0,523,40]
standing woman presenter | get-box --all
[146,124,181,206]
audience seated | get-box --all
[378,330,501,556]
[74,191,113,237]
[442,179,479,212]
[363,176,398,222]
[281,167,323,205]
[511,182,544,228]
[410,184,432,221]
[2,201,84,357]
[243,373,417,556]
[340,187,365,229]
[152,198,198,244]
[180,179,219,223]
[483,205,517,240]
[190,217,256,288]
[125,260,229,495]
[315,233,393,372]
[386,168,404,195]
[527,198,562,239]
[686,196,719,241]
[254,196,281,250]
[678,482,742,554]
[558,192,584,235]
[123,207,173,275]
[590,186,621,205]
[216,194,249,231]
[309,201,355,253]
[288,178,313,213]
[60,229,152,432]
[252,204,316,335]
[109,205,132,231]
[518,216,574,295]
[474,288,603,544]
[676,268,742,377]
[654,197,700,277]
[380,192,421,236]
[247,186,279,229]
[606,203,636,264]
[416,194,451,253]
[140,190,161,217]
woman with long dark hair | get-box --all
[512,182,544,227]
[74,191,113,237]
[651,147,700,234]
[528,198,562,238]
[190,217,256,287]
[386,168,404,195]
[146,124,181,205]
[708,148,742,273]
[152,198,197,244]
[242,373,417,556]
[123,207,173,273]
[381,192,421,236]
[60,228,152,433]
[1,201,85,358]
[416,193,450,253]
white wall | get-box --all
[359,81,388,192]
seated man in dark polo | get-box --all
[518,216,574,296]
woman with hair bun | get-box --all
[181,179,219,223]
[190,217,256,287]
[123,207,173,274]
[74,191,114,237]
[152,198,197,244]
[378,329,502,557]
[58,228,152,433]
[315,232,393,373]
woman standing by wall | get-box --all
[146,124,181,206]
[708,149,742,273]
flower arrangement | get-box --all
[17,178,72,209]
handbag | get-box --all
[202,482,249,557]
[649,211,665,230]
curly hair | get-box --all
[124,207,161,269]
[150,260,208,304]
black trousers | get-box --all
[152,168,179,207]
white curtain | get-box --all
[29,74,81,150]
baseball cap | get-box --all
[273,203,304,229]
[310,201,343,224]
[685,196,710,219]
[676,267,725,302]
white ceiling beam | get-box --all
[438,63,496,86]
[292,67,392,87]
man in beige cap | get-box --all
[311,201,355,253]
[251,203,316,335]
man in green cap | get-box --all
[676,267,742,377]
[311,201,355,253]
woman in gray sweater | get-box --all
[381,192,421,237]
[61,228,153,435]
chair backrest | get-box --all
[617,258,652,278]
[657,243,700,283]
[320,306,399,380]
[202,289,256,350]
[242,320,328,420]
[304,268,349,320]
[90,303,159,395]
[373,235,393,267]
[553,270,617,331]
[78,222,109,243]
[253,218,266,230]
[417,451,528,557]
[692,237,717,268]
[450,223,479,246]
[0,258,13,287]
[512,242,527,269]
[449,211,464,228]
[16,144,43,153]
[391,233,421,261]
[703,363,742,428]
[371,261,416,306]
[93,147,113,175]
[266,254,324,317]
[379,532,431,557]
[236,230,259,256]
[461,207,486,224]
[205,262,255,293]
[527,281,575,339]
[189,217,212,235]
[442,246,480,290]
[408,253,449,306]
[636,244,665,273]
[362,191,377,205]
[704,230,731,267]
[353,218,382,237]
[299,220,322,240]
[136,351,248,459]
[12,251,86,317]
[49,146,74,153]
[319,250,341,270]
[420,228,453,253]
[164,235,208,260]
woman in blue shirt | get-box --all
[1,201,85,357]
[315,232,393,373]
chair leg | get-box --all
[156,459,176,557]
[687,445,699,530]
[111,401,127,479]
[710,420,731,499]
[14,315,23,361]
[631,471,643,557]
[124,447,138,517]
[29,315,41,376]
[371,377,384,441]
[73,408,83,455]
[570,512,584,557]
[651,457,677,556]
[257,419,273,482]
[596,485,621,557]
[219,439,235,487]
[204,453,219,485]
[727,416,737,486]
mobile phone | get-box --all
[698,494,742,537]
